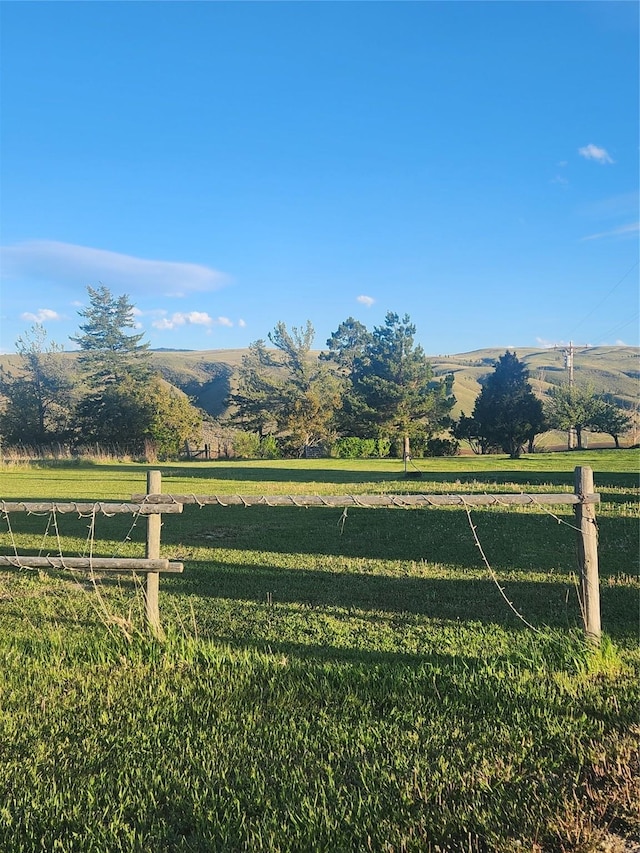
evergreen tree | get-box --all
[336,312,455,458]
[229,339,284,437]
[71,285,201,453]
[71,285,151,387]
[464,351,545,458]
[322,317,372,376]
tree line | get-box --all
[0,286,633,459]
[0,287,200,458]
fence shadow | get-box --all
[160,560,637,642]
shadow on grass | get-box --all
[169,561,578,623]
[12,454,639,491]
[161,561,638,642]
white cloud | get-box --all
[20,308,61,323]
[357,295,375,307]
[238,318,247,328]
[0,240,228,295]
[580,222,639,241]
[152,311,234,331]
[578,144,614,164]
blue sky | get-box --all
[1,1,638,356]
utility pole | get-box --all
[558,341,576,449]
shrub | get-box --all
[425,437,460,457]
[232,431,261,459]
[259,435,281,459]
[331,437,390,458]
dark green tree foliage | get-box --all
[322,317,372,376]
[0,325,74,445]
[453,413,498,456]
[229,339,284,437]
[71,285,151,387]
[267,321,342,453]
[465,351,545,458]
[75,373,201,457]
[334,312,455,457]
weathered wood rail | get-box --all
[131,492,598,508]
[0,557,183,572]
[0,502,182,514]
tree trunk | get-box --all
[403,434,411,460]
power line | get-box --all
[568,259,639,340]
[590,311,639,347]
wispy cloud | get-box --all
[20,308,61,323]
[578,144,614,164]
[0,240,228,295]
[152,311,234,331]
[357,295,375,307]
[580,222,639,241]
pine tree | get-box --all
[339,312,455,457]
[71,285,151,387]
[229,321,341,455]
[466,351,545,458]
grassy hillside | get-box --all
[1,345,637,434]
[147,345,639,421]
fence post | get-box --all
[574,466,601,643]
[145,469,164,639]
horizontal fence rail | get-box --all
[0,501,182,515]
[0,556,184,572]
[132,466,602,642]
[131,492,600,508]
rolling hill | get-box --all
[146,345,639,421]
[1,346,637,449]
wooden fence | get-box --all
[0,472,183,638]
[1,467,602,641]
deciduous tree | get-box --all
[230,321,341,456]
[0,325,74,445]
[591,401,632,448]
[545,384,603,450]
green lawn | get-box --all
[0,451,638,851]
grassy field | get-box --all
[0,451,638,852]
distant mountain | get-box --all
[1,345,637,426]
[147,345,639,420]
